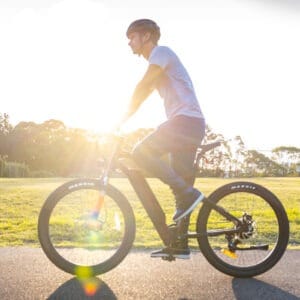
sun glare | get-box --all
[82,103,125,134]
[1,1,299,148]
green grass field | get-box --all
[0,177,299,248]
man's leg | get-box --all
[132,116,205,221]
[132,138,189,195]
[132,116,205,200]
[170,148,197,187]
[167,117,205,222]
[148,147,199,259]
[170,148,198,250]
[131,119,190,196]
[132,117,205,259]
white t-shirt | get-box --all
[148,46,204,120]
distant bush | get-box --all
[0,160,30,177]
[0,156,5,177]
[29,170,55,178]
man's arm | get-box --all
[121,64,163,124]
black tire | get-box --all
[38,179,135,276]
[196,181,289,277]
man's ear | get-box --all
[142,32,151,43]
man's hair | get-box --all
[126,19,160,43]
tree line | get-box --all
[0,113,299,177]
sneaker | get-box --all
[173,188,205,222]
[151,247,190,259]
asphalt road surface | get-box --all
[0,248,299,300]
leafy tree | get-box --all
[272,146,300,175]
[8,121,40,166]
[1,114,299,177]
[0,113,13,156]
[245,150,285,176]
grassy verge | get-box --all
[0,177,299,248]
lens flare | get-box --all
[93,191,105,212]
[75,266,101,296]
[114,213,121,231]
[75,266,93,279]
[88,230,99,242]
[81,277,100,297]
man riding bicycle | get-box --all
[118,19,206,259]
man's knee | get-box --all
[132,141,157,164]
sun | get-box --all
[76,99,126,134]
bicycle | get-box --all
[38,135,289,278]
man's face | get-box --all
[127,32,144,55]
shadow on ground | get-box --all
[46,275,300,299]
[47,277,117,300]
[232,278,299,300]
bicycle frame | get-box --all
[99,136,243,247]
[120,161,244,245]
[119,163,173,246]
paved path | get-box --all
[0,248,299,299]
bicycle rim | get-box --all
[39,180,135,275]
[197,182,289,277]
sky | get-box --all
[0,0,299,151]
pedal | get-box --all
[162,254,176,262]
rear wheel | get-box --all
[38,179,135,276]
[197,182,289,277]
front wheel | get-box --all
[196,181,289,277]
[38,179,136,276]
